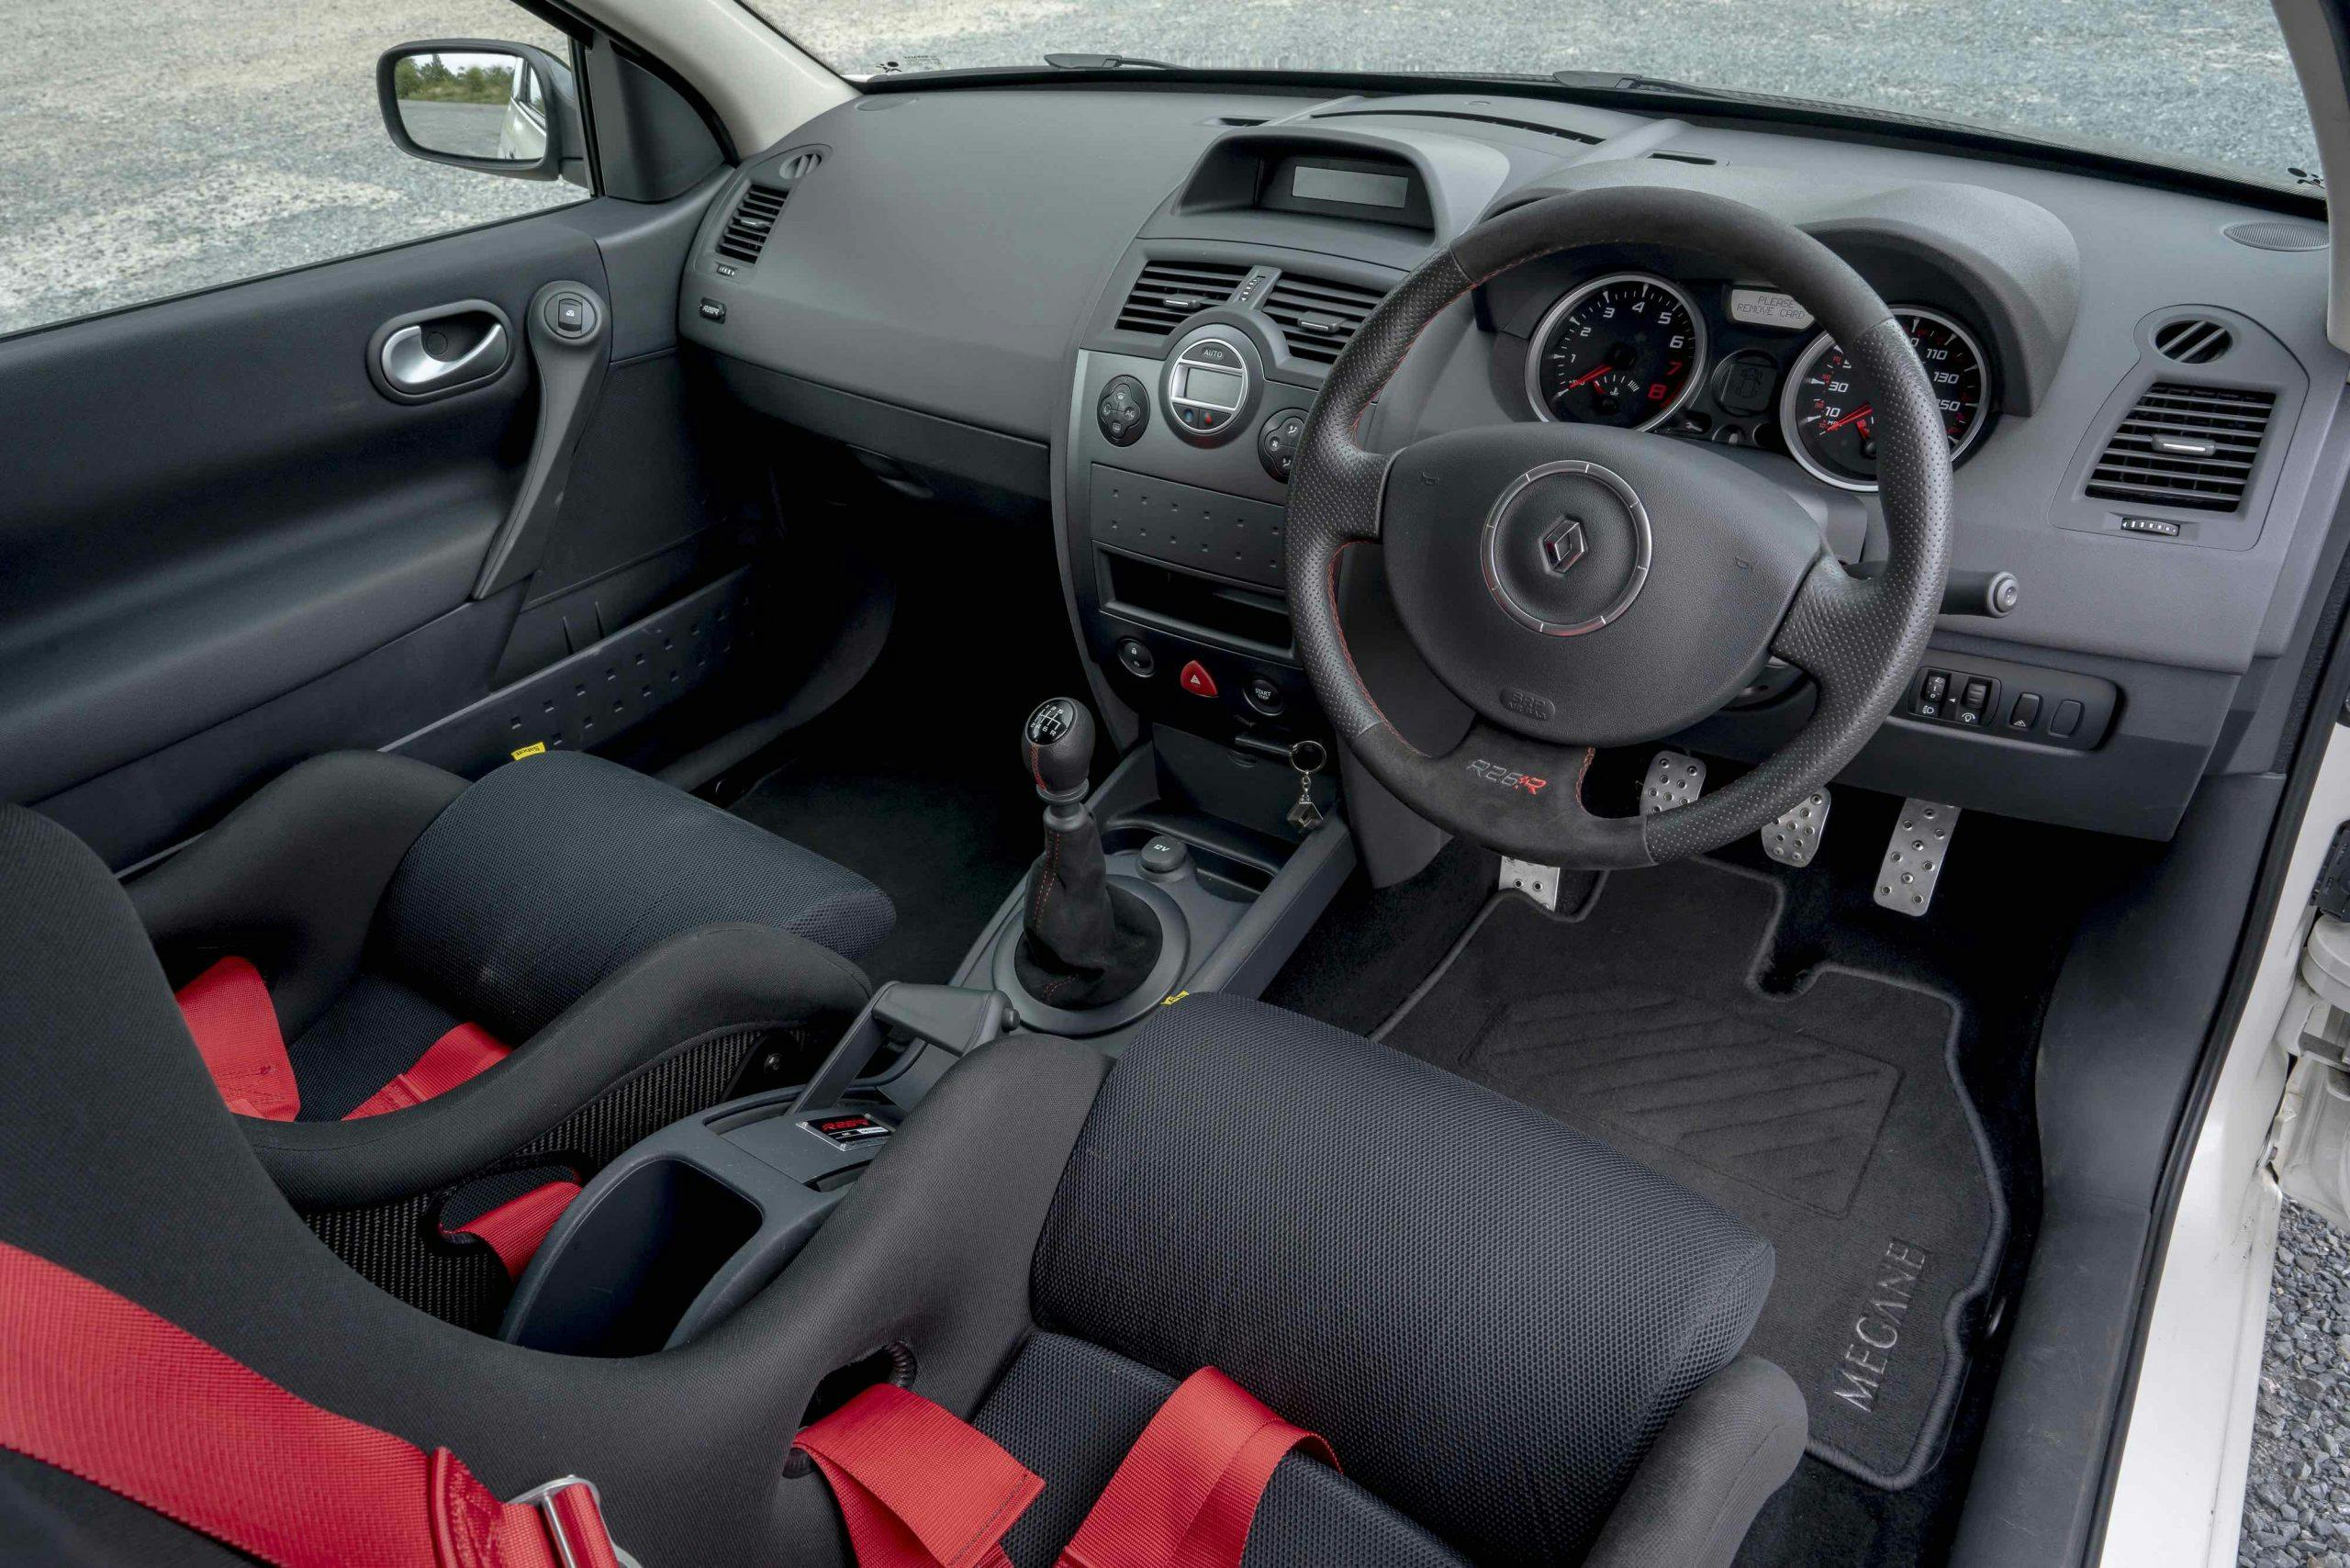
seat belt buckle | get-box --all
[509,1475,642,1568]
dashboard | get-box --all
[676,81,2350,844]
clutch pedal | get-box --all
[1762,789,1831,868]
[1874,799,1959,916]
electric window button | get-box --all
[1178,659,1218,699]
[2051,698,2085,738]
[1115,637,1155,678]
[2009,692,2042,730]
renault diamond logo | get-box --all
[1540,516,1589,576]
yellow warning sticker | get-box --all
[510,741,549,760]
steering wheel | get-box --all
[1286,187,1953,868]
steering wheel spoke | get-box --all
[1768,552,1866,688]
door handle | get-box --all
[380,319,508,395]
[366,300,515,403]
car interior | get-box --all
[5,6,2350,1568]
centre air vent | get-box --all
[2085,382,2277,513]
[1115,261,1249,336]
[1259,272,1389,364]
[2153,318,2232,364]
[716,185,788,265]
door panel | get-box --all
[3,174,744,865]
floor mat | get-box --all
[733,762,1035,988]
[1378,857,2001,1489]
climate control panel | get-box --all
[1161,327,1262,445]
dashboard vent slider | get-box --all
[2085,381,2276,514]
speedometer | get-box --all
[1779,308,1991,490]
[1526,273,1707,431]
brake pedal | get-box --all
[1641,751,1706,814]
[1762,789,1831,868]
[1874,799,1959,916]
[1500,857,1561,912]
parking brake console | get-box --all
[1015,698,1164,1010]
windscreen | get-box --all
[743,0,2315,189]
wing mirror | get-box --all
[377,39,585,185]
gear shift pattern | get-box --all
[1013,698,1163,1011]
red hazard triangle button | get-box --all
[1178,659,1218,698]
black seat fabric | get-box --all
[1022,994,1783,1566]
[374,750,894,1043]
[130,750,890,1208]
[0,807,1799,1568]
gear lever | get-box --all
[1014,698,1164,1010]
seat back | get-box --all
[1031,993,1775,1565]
[376,751,894,1037]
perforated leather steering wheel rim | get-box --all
[1283,187,1954,868]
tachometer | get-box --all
[1526,273,1707,431]
[1779,308,1990,490]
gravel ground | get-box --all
[2244,1203,2350,1567]
[755,0,2314,185]
[0,0,582,337]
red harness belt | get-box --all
[173,957,512,1123]
[0,1236,1326,1568]
[0,1240,621,1568]
[791,1368,1336,1568]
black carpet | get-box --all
[724,506,1092,989]
[1378,857,2001,1491]
[732,765,1035,987]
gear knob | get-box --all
[1023,698,1094,802]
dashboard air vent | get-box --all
[2153,317,2232,364]
[716,185,788,265]
[2085,382,2276,513]
[1260,272,1389,364]
[1115,261,1248,335]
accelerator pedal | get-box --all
[1641,751,1707,814]
[1874,799,1960,917]
[1762,789,1832,868]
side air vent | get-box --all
[1115,261,1249,335]
[2085,382,2277,513]
[1260,272,1389,364]
[716,185,788,264]
[2153,317,2232,364]
[776,149,823,181]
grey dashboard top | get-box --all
[678,80,2350,839]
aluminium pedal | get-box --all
[1500,857,1561,912]
[1641,751,1707,815]
[1762,788,1831,868]
[1874,799,1959,916]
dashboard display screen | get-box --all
[1728,287,1815,331]
[1292,164,1410,210]
[1179,365,1244,406]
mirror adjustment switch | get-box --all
[1097,375,1147,446]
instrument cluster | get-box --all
[1519,268,1996,493]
